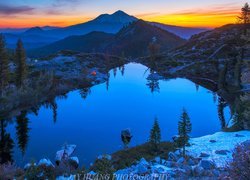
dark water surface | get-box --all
[6,63,230,166]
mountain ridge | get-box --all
[29,20,186,58]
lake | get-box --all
[5,63,230,166]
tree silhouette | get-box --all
[149,117,161,150]
[15,39,27,87]
[79,87,91,100]
[113,67,117,78]
[51,100,58,123]
[121,65,125,76]
[121,129,132,149]
[106,72,110,91]
[238,3,250,34]
[16,111,30,155]
[178,108,192,157]
[146,76,160,93]
[0,34,10,93]
[0,119,14,163]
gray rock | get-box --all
[198,159,215,170]
[215,150,230,155]
[235,134,245,137]
[154,156,161,164]
[38,158,54,167]
[192,165,204,176]
[212,169,220,177]
[177,157,185,164]
[187,159,196,166]
[163,160,175,167]
[136,164,149,174]
[138,158,149,166]
[168,152,178,161]
[199,152,210,157]
[209,140,216,143]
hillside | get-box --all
[171,24,250,60]
[104,20,186,57]
[29,20,186,58]
[151,22,208,39]
[29,32,114,57]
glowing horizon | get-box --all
[0,0,246,29]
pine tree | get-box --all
[178,108,192,157]
[238,3,250,28]
[0,34,10,92]
[15,39,27,87]
[149,117,161,149]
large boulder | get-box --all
[55,144,76,164]
[177,157,185,164]
[192,165,204,176]
[198,160,215,170]
[68,157,79,169]
[38,158,54,167]
[151,164,172,174]
[135,158,150,175]
[199,152,210,157]
[168,152,178,162]
[215,150,230,155]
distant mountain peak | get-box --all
[94,10,137,24]
[112,10,127,16]
[24,26,44,34]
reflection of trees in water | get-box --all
[113,68,117,78]
[195,83,199,92]
[106,72,110,91]
[44,98,58,123]
[146,72,160,94]
[120,65,125,76]
[79,87,91,100]
[16,111,30,155]
[0,119,14,164]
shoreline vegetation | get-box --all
[0,2,250,179]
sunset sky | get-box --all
[0,0,247,28]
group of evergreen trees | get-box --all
[149,108,192,157]
[0,34,27,94]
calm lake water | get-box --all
[7,63,230,166]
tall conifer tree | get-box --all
[0,34,10,92]
[15,39,27,86]
[178,108,192,157]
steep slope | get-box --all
[171,24,249,60]
[105,20,186,57]
[29,20,186,58]
[151,22,208,39]
[29,32,114,57]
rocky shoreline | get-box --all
[9,130,248,179]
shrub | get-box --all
[224,140,250,179]
[0,163,24,179]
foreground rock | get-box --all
[114,130,250,179]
